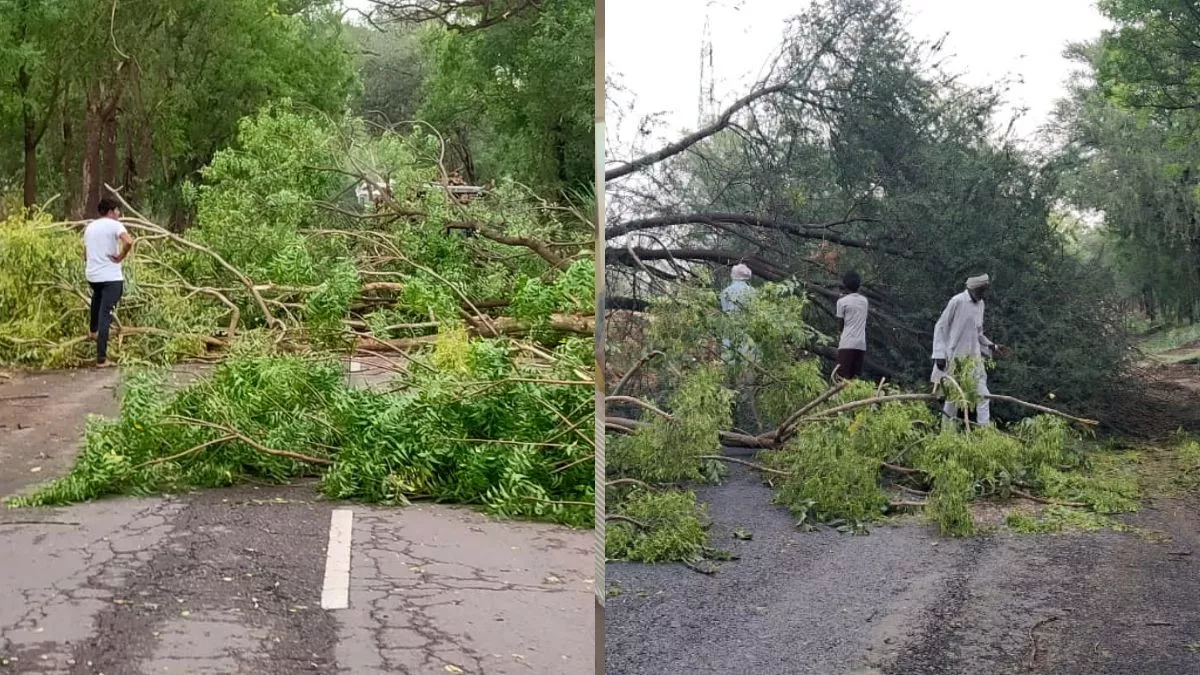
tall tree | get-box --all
[1095,0,1200,112]
[1054,42,1200,320]
[0,0,356,217]
[606,0,1128,413]
[394,0,594,198]
[0,0,63,207]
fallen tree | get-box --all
[2,105,596,524]
[603,281,1137,562]
[602,0,1147,562]
[603,0,1131,418]
[1,106,594,367]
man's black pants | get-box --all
[89,281,123,363]
[835,348,865,379]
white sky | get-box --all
[605,0,1113,163]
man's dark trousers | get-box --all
[89,281,123,363]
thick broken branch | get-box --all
[164,416,333,466]
[607,247,789,280]
[445,221,574,267]
[774,381,848,441]
[611,349,664,396]
[984,395,1099,426]
[606,213,908,257]
[605,395,673,420]
[606,83,792,181]
[697,454,792,477]
[792,393,940,424]
[104,184,281,329]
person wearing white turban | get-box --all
[720,262,761,428]
[721,263,755,312]
[930,273,1007,427]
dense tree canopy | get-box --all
[606,0,1127,414]
[1048,0,1200,322]
[0,0,355,220]
[412,0,595,198]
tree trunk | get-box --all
[20,64,37,208]
[62,83,77,217]
[101,110,119,192]
[16,0,36,208]
[455,128,477,185]
[123,117,138,201]
[81,86,104,218]
[81,76,124,218]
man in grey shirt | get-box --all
[835,270,869,379]
[720,263,756,313]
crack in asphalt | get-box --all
[341,510,592,675]
[0,499,183,673]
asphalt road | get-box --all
[605,449,1200,675]
[0,368,594,675]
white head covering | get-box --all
[966,274,990,290]
[731,264,752,281]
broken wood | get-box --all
[164,416,333,466]
[0,394,50,403]
[984,394,1100,426]
[697,454,792,477]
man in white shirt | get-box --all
[83,198,134,367]
[835,270,869,379]
[931,274,1007,427]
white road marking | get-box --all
[321,509,354,610]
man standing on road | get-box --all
[931,274,1007,428]
[835,270,869,380]
[83,198,134,368]
[720,263,761,429]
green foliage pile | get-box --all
[605,490,710,563]
[606,280,1141,562]
[606,284,827,561]
[0,105,594,368]
[10,334,595,526]
[608,365,732,484]
[771,396,1141,536]
[4,101,596,525]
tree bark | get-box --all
[81,76,124,218]
[16,0,36,207]
[62,83,76,216]
[81,85,104,218]
[101,109,120,192]
[20,64,37,208]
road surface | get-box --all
[606,447,1200,675]
[0,367,593,675]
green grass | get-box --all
[1139,322,1200,356]
[1006,505,1131,533]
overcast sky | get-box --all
[605,0,1113,163]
